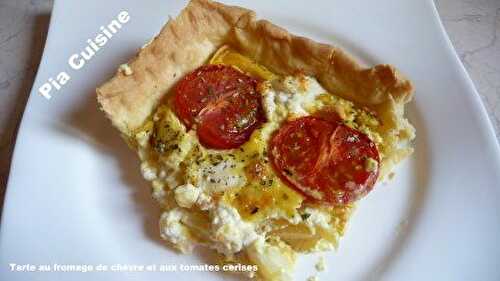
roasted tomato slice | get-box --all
[269,116,380,205]
[174,64,264,149]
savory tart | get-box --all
[96,0,415,280]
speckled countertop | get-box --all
[0,0,499,206]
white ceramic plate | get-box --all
[1,0,500,280]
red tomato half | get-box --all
[270,116,380,205]
[174,65,264,149]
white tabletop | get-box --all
[0,0,499,208]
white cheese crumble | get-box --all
[210,203,259,257]
[196,191,214,211]
[159,208,195,253]
[174,183,200,208]
[119,63,133,75]
[140,162,157,181]
[262,75,326,123]
[302,208,331,234]
[151,180,166,204]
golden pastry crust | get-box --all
[97,0,415,178]
[96,3,415,279]
[228,15,413,106]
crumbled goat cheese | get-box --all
[174,183,200,208]
[159,208,194,253]
[210,203,259,257]
[140,162,157,181]
[196,192,214,211]
[119,63,133,75]
[261,75,326,122]
[302,208,331,232]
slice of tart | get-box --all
[97,1,415,280]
